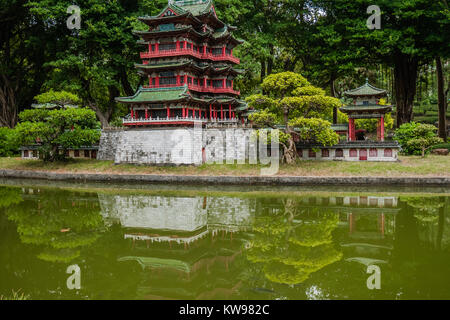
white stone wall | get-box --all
[98,128,255,165]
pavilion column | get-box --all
[229,104,232,119]
[145,108,148,120]
[130,108,134,119]
[379,116,385,142]
[221,104,224,119]
[222,78,226,89]
[155,43,159,52]
[176,75,181,85]
[182,108,185,118]
[209,104,212,120]
[167,106,170,119]
[222,46,226,57]
[349,118,356,141]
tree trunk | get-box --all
[267,45,274,76]
[260,59,266,83]
[0,75,18,128]
[436,57,447,141]
[394,54,419,127]
[330,75,337,124]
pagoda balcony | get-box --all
[123,116,239,126]
[144,83,240,95]
[140,48,240,64]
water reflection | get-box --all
[0,185,448,300]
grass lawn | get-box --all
[0,155,449,177]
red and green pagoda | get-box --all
[116,0,249,127]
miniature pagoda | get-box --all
[296,80,400,162]
[116,0,249,127]
[340,79,393,142]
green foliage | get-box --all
[247,72,341,162]
[394,122,443,156]
[356,113,394,133]
[34,90,81,107]
[15,107,101,161]
[288,118,339,148]
[0,127,20,156]
[246,203,342,285]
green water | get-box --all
[0,180,449,300]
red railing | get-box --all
[140,48,240,64]
[144,83,240,95]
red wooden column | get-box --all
[229,104,232,119]
[145,108,148,120]
[220,104,224,119]
[182,107,185,118]
[348,118,356,141]
[176,40,180,50]
[176,75,181,85]
[155,43,159,52]
[166,106,170,119]
[209,104,212,120]
[222,46,226,57]
[222,78,226,89]
[379,116,385,142]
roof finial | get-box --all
[365,77,369,84]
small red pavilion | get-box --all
[340,79,393,142]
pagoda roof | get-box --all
[116,85,248,108]
[344,80,388,97]
[134,26,243,46]
[139,0,226,29]
[340,104,393,114]
[115,86,189,104]
[135,61,244,75]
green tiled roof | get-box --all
[116,86,189,104]
[340,105,393,113]
[175,0,214,16]
[344,80,387,97]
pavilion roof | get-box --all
[344,80,388,97]
[340,105,393,114]
[135,61,244,75]
[115,86,189,104]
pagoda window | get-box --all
[363,101,369,105]
[384,148,393,157]
[84,150,90,158]
[188,77,192,84]
[322,149,329,158]
[213,80,223,88]
[335,149,344,158]
[74,150,80,158]
[24,150,29,158]
[159,24,175,31]
[370,148,378,157]
[226,48,232,55]
[152,78,156,86]
[187,43,192,49]
[160,77,177,85]
[308,149,316,158]
[350,149,358,157]
[226,80,232,88]
[151,44,155,52]
[180,42,184,49]
[212,48,222,56]
[180,77,185,84]
[159,43,176,51]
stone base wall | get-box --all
[298,146,399,162]
[98,127,255,165]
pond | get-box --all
[0,179,449,300]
